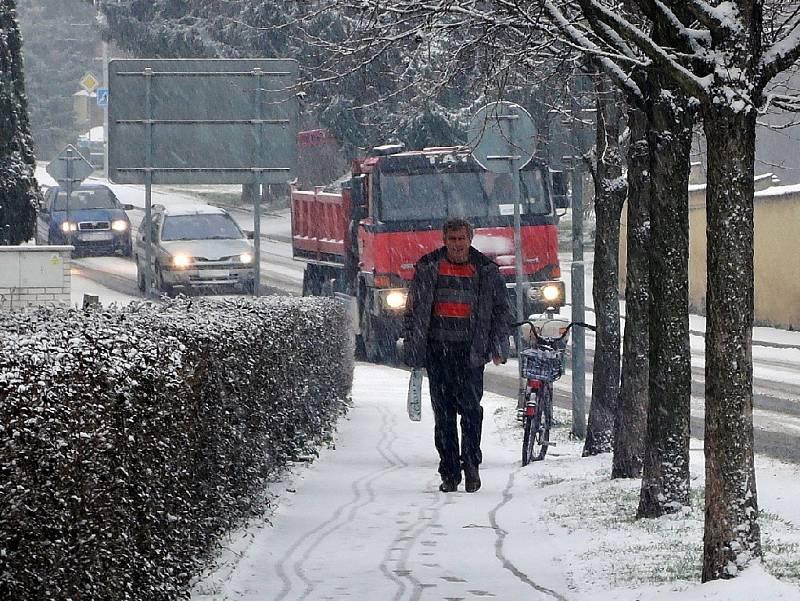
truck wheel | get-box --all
[361,305,385,363]
[361,305,396,364]
[302,265,324,296]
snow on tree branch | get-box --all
[682,0,745,35]
[541,0,643,101]
[578,0,710,98]
[760,18,800,90]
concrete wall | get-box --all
[0,246,73,311]
[619,174,800,329]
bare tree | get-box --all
[612,97,649,478]
[583,71,626,456]
[547,0,800,580]
[543,0,695,514]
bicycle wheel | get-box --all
[533,383,553,461]
[521,391,541,466]
[522,411,538,466]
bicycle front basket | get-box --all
[521,347,563,382]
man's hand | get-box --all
[492,356,505,365]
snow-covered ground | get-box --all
[186,365,800,601]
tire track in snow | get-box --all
[488,469,570,601]
[273,404,406,600]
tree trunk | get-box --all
[583,76,625,456]
[612,103,649,478]
[701,104,761,581]
[637,77,693,517]
[0,0,38,245]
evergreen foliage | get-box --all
[16,0,99,158]
[0,295,353,600]
[0,0,38,245]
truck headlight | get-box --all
[61,221,77,233]
[542,284,561,302]
[239,252,254,264]
[384,290,407,309]
[111,219,129,232]
[172,253,191,268]
[526,281,565,304]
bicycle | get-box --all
[514,316,596,465]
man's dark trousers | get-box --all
[427,342,485,481]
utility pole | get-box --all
[570,75,588,440]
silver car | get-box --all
[135,204,256,294]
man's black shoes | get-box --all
[464,465,481,493]
[439,476,460,493]
[439,468,480,493]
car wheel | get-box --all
[154,264,173,296]
[136,259,146,293]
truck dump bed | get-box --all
[291,186,347,264]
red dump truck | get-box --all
[291,144,567,362]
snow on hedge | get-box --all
[0,295,353,600]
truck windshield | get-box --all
[379,169,550,221]
[53,187,118,211]
[161,214,244,241]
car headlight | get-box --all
[172,253,191,268]
[239,252,254,264]
[61,221,77,233]
[542,284,562,302]
[111,219,129,232]
[385,290,407,309]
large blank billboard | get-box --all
[108,59,298,185]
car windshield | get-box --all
[160,214,243,241]
[52,187,118,211]
[379,169,550,221]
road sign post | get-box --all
[468,101,537,412]
[46,145,95,248]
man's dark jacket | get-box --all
[402,246,512,368]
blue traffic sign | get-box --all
[96,87,109,107]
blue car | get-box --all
[36,184,134,257]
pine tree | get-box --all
[0,0,38,245]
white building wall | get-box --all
[0,246,73,310]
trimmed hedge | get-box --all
[0,295,353,600]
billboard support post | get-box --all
[253,68,264,297]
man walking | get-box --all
[402,218,512,493]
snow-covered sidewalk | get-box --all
[191,364,800,601]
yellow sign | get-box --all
[80,72,100,93]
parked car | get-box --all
[36,183,134,257]
[134,203,256,294]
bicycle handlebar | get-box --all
[511,319,597,346]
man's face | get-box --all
[444,227,471,263]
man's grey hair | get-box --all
[442,217,474,239]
